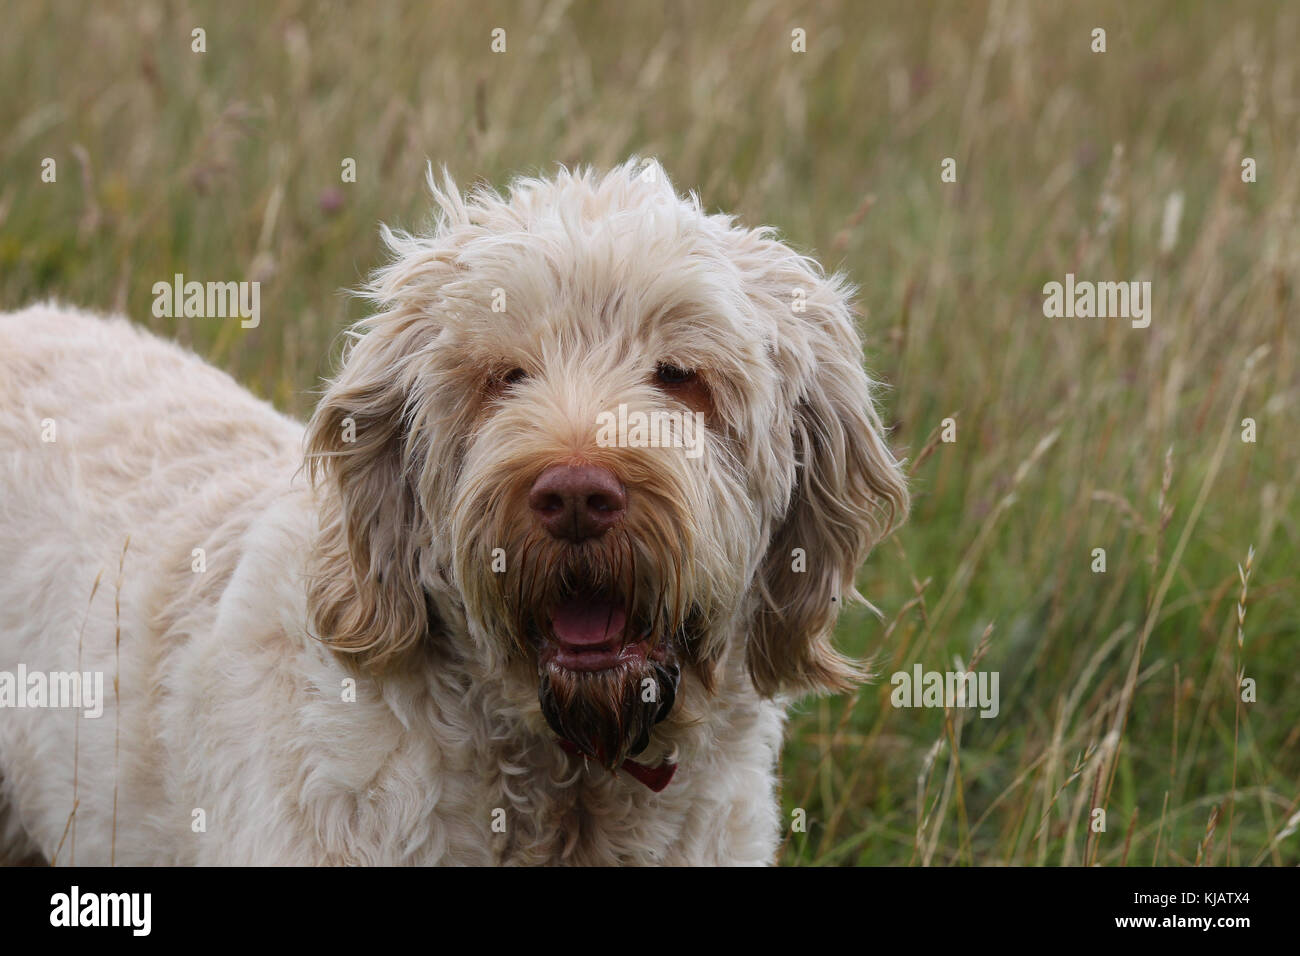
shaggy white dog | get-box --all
[0,161,906,865]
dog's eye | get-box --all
[655,363,695,386]
[486,368,528,401]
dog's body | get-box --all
[0,163,905,865]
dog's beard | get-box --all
[457,501,708,767]
[487,529,689,767]
[538,651,680,769]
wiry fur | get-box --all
[0,161,907,865]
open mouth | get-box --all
[530,580,684,770]
[541,591,647,671]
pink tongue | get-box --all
[549,597,627,647]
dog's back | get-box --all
[0,304,303,863]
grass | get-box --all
[2,0,1296,865]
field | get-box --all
[1,0,1296,865]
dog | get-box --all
[0,160,907,865]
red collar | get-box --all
[557,739,677,792]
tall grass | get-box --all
[1,0,1295,865]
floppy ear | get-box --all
[304,314,438,670]
[305,168,475,668]
[744,244,909,697]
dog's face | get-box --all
[305,162,907,769]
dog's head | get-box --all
[305,161,907,770]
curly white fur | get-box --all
[0,161,906,865]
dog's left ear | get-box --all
[304,316,437,669]
[738,235,909,697]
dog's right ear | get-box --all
[305,167,475,667]
[304,316,438,669]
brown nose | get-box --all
[528,464,627,542]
